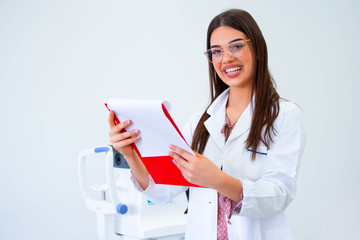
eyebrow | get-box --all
[210,38,245,48]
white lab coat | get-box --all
[139,88,306,240]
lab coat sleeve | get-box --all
[130,165,187,205]
[141,175,188,205]
[131,112,202,205]
[240,103,306,218]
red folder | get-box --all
[105,102,200,187]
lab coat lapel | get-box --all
[204,89,229,150]
[226,101,253,143]
[204,108,226,150]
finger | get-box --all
[109,120,132,136]
[108,111,116,127]
[108,111,129,130]
[113,135,141,148]
[173,159,187,174]
[171,153,187,174]
[172,159,193,184]
[116,119,132,132]
[169,150,189,169]
[111,129,140,142]
[169,145,194,161]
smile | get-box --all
[225,67,243,73]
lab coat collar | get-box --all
[226,101,252,143]
[204,88,253,149]
[206,88,230,116]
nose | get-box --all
[222,50,235,63]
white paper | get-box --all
[107,99,194,157]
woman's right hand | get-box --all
[108,111,141,158]
[108,111,150,190]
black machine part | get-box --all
[111,146,130,169]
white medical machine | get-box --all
[78,145,188,240]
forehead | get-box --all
[210,26,248,46]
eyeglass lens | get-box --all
[206,40,246,63]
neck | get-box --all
[226,86,252,124]
[227,86,252,109]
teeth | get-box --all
[225,67,242,73]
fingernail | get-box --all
[133,129,139,133]
[126,120,131,124]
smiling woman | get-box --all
[108,8,306,240]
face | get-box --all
[209,26,255,89]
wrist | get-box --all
[214,170,243,202]
[213,169,227,190]
[123,149,137,161]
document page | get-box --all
[106,99,194,158]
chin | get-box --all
[223,77,252,89]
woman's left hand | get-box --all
[169,144,223,188]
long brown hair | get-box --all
[191,9,279,160]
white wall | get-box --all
[0,0,359,239]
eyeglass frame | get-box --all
[204,39,251,63]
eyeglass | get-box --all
[204,39,251,63]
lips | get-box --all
[225,67,242,73]
[223,65,243,78]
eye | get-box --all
[211,48,222,55]
[230,43,244,51]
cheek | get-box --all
[244,52,255,72]
[247,59,255,75]
[213,64,223,76]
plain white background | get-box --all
[0,0,359,239]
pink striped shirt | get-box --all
[217,116,244,240]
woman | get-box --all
[108,9,305,240]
